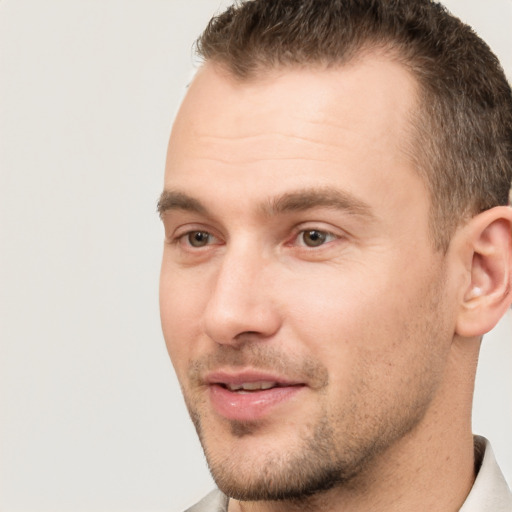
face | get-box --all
[160,59,458,501]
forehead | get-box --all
[164,56,425,224]
[170,56,418,152]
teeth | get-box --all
[226,381,277,392]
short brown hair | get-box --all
[196,0,512,250]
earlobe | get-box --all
[456,206,512,338]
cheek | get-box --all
[279,270,377,394]
[281,260,437,388]
[282,263,385,346]
[159,265,209,372]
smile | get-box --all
[205,371,306,422]
[223,381,280,392]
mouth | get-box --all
[221,381,287,392]
[205,371,306,422]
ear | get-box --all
[456,206,512,338]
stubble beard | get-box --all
[188,405,362,502]
[185,380,435,503]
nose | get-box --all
[202,246,282,346]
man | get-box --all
[158,0,512,510]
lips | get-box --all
[205,371,306,422]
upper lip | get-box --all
[204,369,305,388]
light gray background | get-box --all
[1,1,511,511]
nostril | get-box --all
[234,330,263,339]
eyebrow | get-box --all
[157,187,374,219]
[157,190,208,217]
[265,188,374,218]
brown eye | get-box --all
[187,231,211,247]
[301,230,328,247]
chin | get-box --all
[208,446,360,502]
[198,416,369,502]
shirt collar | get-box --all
[459,436,512,511]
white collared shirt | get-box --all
[460,436,512,511]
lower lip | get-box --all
[209,384,304,422]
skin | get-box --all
[159,57,509,511]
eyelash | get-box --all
[179,230,220,248]
[172,227,340,250]
[292,229,338,248]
